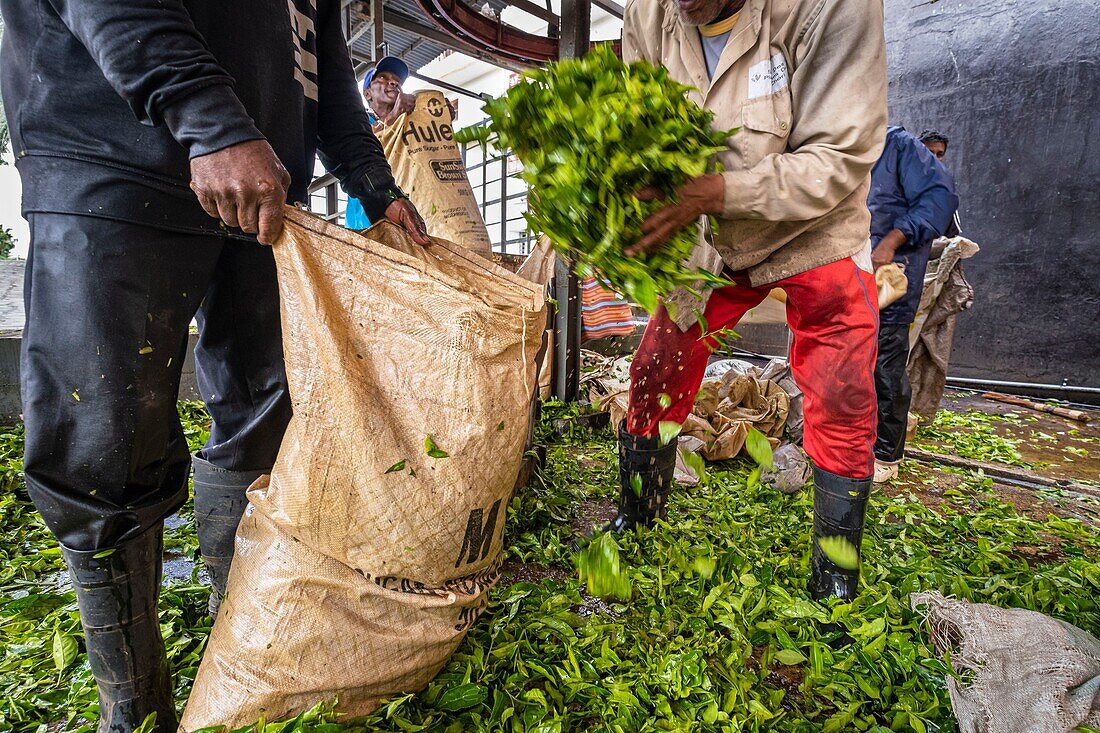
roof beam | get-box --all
[360,4,527,71]
[411,0,621,66]
[503,0,559,25]
[414,0,557,64]
[591,0,624,19]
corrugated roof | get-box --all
[351,0,513,74]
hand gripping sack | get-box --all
[377,90,494,258]
[180,208,545,729]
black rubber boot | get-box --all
[604,421,677,533]
[809,466,871,602]
[61,528,177,733]
[192,456,265,618]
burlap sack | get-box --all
[875,262,908,309]
[701,371,790,460]
[376,90,493,258]
[180,208,544,729]
[912,591,1100,733]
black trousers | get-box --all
[21,214,291,551]
[873,323,912,463]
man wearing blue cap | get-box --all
[346,56,416,229]
[366,56,418,125]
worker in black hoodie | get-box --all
[0,2,429,731]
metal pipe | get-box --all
[945,377,1100,396]
[553,258,571,400]
[410,72,494,101]
[559,0,592,60]
[370,0,385,59]
[500,154,508,252]
[548,0,590,403]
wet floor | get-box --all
[892,389,1099,528]
[162,512,206,586]
[931,390,1099,484]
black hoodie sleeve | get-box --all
[45,0,264,158]
[313,2,404,223]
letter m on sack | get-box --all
[455,499,502,568]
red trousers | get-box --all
[627,257,879,479]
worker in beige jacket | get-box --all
[607,0,888,610]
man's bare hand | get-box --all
[190,139,291,245]
[382,92,417,125]
[625,174,724,257]
[385,198,431,246]
[872,229,907,270]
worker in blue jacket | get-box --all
[869,126,959,483]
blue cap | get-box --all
[362,56,410,91]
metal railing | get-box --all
[305,122,535,256]
[458,136,535,256]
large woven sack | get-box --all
[180,208,545,729]
[912,591,1100,733]
[377,90,493,258]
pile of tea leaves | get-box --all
[910,408,1029,467]
[2,402,1099,733]
[458,44,732,312]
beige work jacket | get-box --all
[623,0,888,328]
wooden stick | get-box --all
[905,447,1100,500]
[981,391,1091,422]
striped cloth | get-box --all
[581,277,637,341]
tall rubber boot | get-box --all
[192,456,265,618]
[809,466,871,601]
[61,527,177,733]
[605,421,677,533]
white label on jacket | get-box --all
[748,53,789,99]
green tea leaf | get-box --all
[658,421,681,447]
[576,532,632,601]
[52,629,79,672]
[425,436,449,459]
[632,275,658,314]
[133,713,160,733]
[746,466,761,489]
[744,427,773,468]
[679,448,707,484]
[692,555,716,579]
[385,460,407,474]
[436,683,488,712]
[818,535,860,570]
[774,649,806,666]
